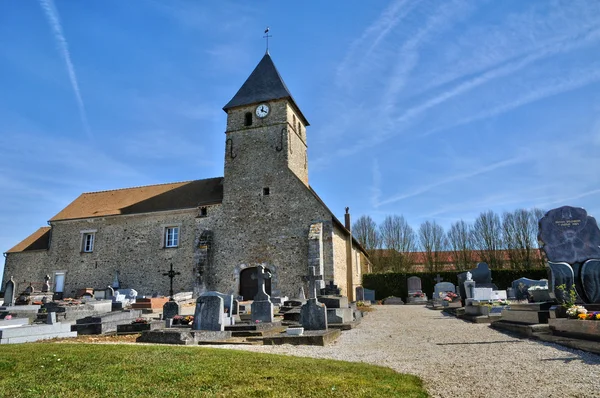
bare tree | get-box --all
[447,220,473,270]
[418,220,447,272]
[379,215,417,272]
[503,209,545,269]
[472,210,503,268]
[352,215,380,253]
[530,208,546,267]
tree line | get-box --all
[353,208,546,273]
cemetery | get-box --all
[1,205,600,397]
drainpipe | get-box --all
[344,207,354,301]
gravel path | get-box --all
[214,306,600,398]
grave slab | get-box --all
[262,329,341,346]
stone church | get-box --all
[2,52,370,301]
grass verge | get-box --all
[0,343,427,397]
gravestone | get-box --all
[42,275,51,293]
[406,276,427,304]
[24,284,34,294]
[464,280,476,299]
[457,263,497,300]
[251,265,274,323]
[3,277,15,307]
[363,288,376,302]
[192,295,224,331]
[105,286,115,298]
[300,266,327,330]
[297,286,306,300]
[407,276,421,293]
[511,278,548,301]
[162,301,180,320]
[433,282,456,300]
[472,288,492,301]
[490,290,507,301]
[355,286,365,301]
[539,206,600,303]
[201,291,234,325]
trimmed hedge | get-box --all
[362,268,549,300]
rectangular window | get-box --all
[165,227,179,248]
[83,233,95,252]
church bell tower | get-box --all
[221,52,310,203]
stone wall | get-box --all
[332,226,349,296]
[3,205,222,297]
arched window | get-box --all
[244,112,252,126]
[298,122,301,134]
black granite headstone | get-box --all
[539,206,600,304]
[511,277,548,301]
[539,206,600,264]
[457,263,495,300]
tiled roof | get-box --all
[49,177,224,222]
[223,53,309,125]
[6,227,51,253]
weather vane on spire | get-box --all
[263,26,272,54]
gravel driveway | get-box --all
[215,305,600,398]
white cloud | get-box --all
[39,0,91,138]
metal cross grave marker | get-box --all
[162,263,181,301]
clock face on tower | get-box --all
[255,103,270,118]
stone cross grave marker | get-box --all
[162,263,181,301]
[251,265,274,323]
[434,274,444,284]
[300,266,327,330]
[304,266,323,299]
[3,277,15,306]
[251,265,271,301]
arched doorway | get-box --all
[239,266,272,300]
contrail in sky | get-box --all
[39,0,92,138]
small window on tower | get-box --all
[244,112,253,126]
[298,122,301,134]
[263,187,270,196]
[293,114,296,128]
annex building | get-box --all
[2,52,370,301]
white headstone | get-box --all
[472,287,493,301]
[491,290,507,300]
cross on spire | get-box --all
[162,263,181,301]
[304,266,323,299]
[263,26,272,54]
[251,265,271,301]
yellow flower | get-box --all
[578,313,587,320]
[596,314,600,320]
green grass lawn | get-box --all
[0,343,427,398]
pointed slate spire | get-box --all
[223,53,309,125]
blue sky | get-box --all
[2,0,600,276]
